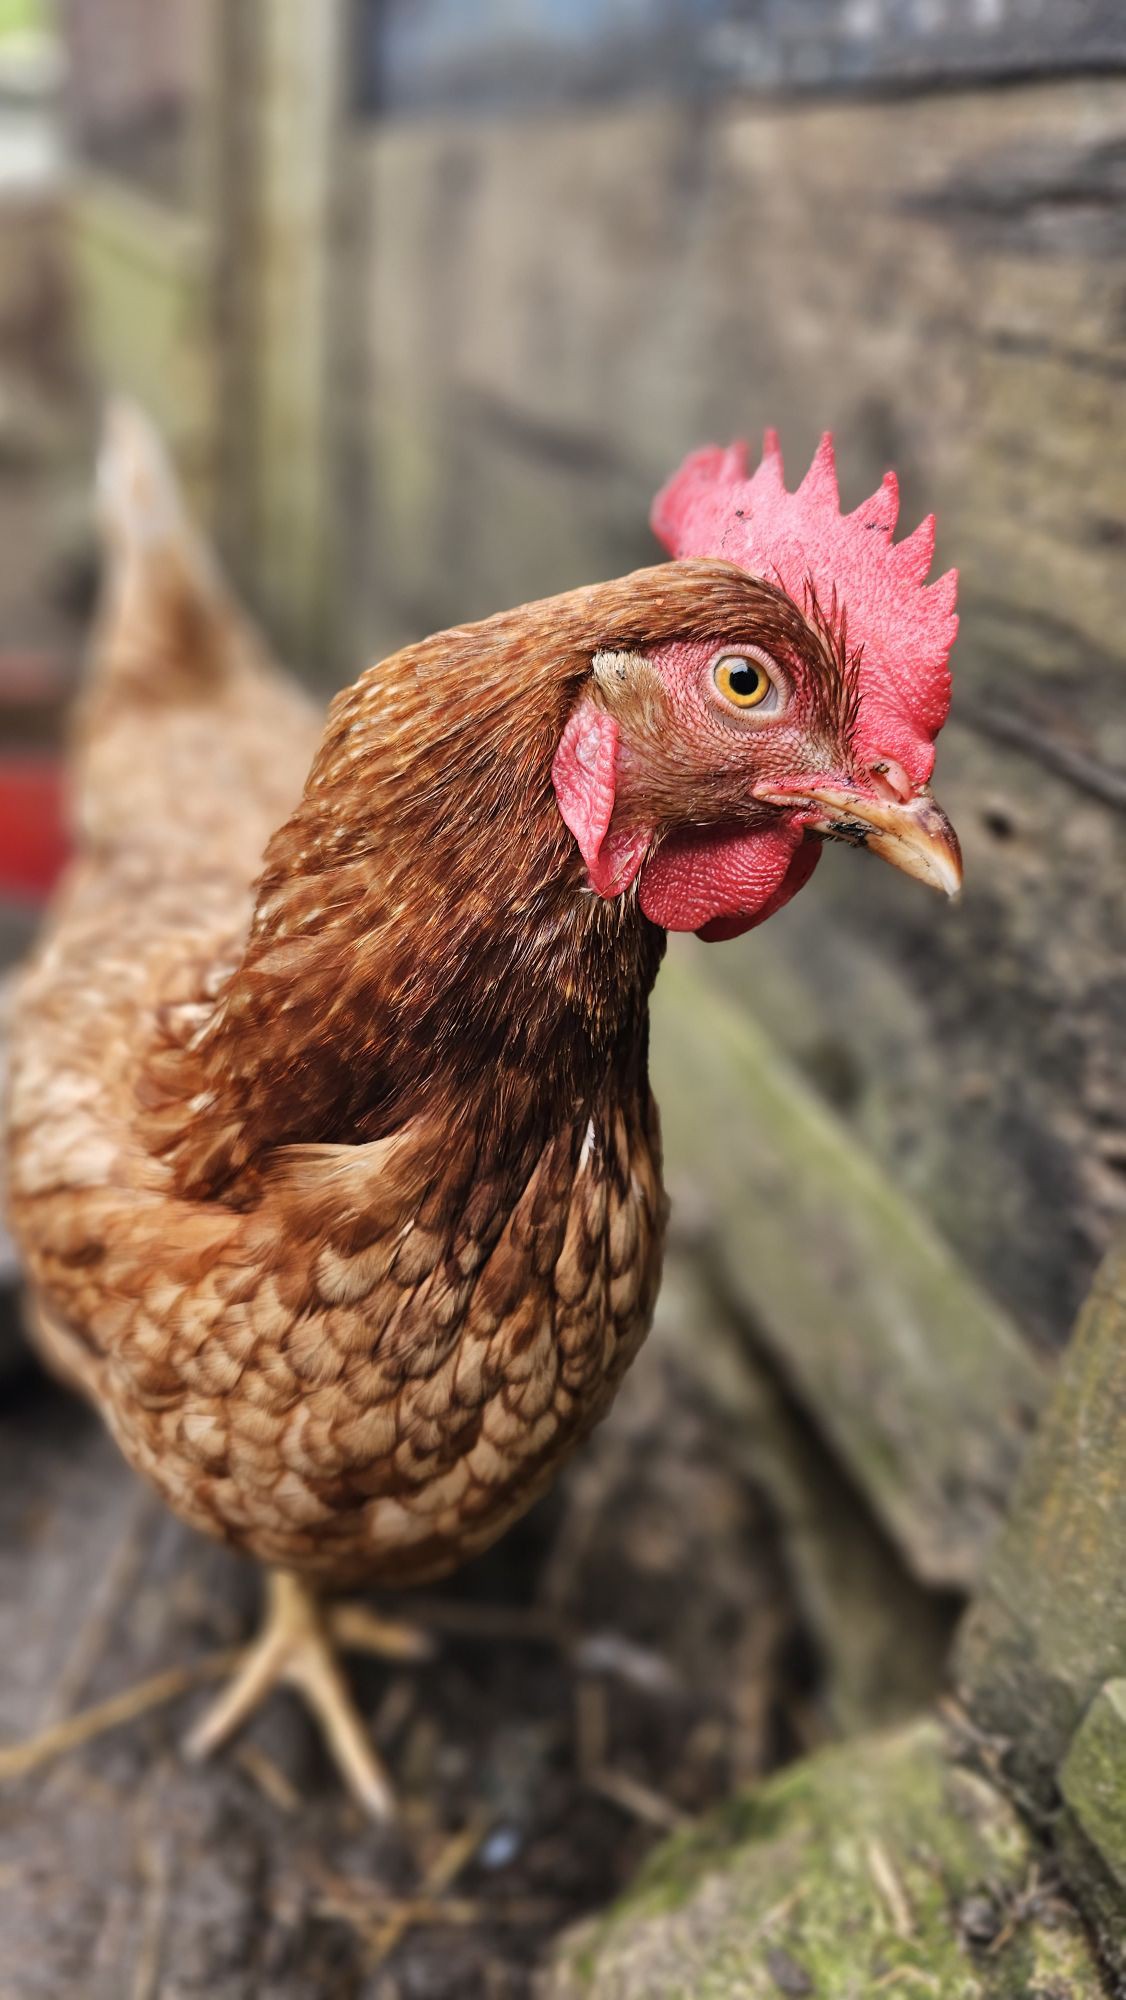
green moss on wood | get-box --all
[549,1720,1102,1999]
[960,1232,1126,1872]
[1061,1680,1126,1889]
[1057,1679,1126,1972]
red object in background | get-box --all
[0,757,69,902]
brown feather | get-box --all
[7,492,821,1586]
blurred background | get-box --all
[1,4,1125,1995]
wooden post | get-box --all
[204,0,348,675]
[195,0,259,571]
[63,1,219,525]
[251,0,346,671]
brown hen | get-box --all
[5,410,961,1811]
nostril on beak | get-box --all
[870,757,914,804]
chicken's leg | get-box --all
[184,1569,433,1818]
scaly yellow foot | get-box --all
[184,1569,433,1819]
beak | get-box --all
[760,782,963,898]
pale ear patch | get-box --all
[592,648,664,720]
[591,649,646,693]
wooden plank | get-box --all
[650,951,1045,1590]
[955,1234,1126,1975]
[194,0,258,577]
[59,0,199,202]
[1059,1680,1126,1971]
[241,0,347,676]
[708,0,1126,95]
[66,171,215,518]
[956,1235,1126,1790]
[345,80,1126,1353]
[650,1256,955,1729]
[356,0,1126,115]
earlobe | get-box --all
[553,699,618,868]
[552,699,647,898]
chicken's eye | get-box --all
[711,651,779,713]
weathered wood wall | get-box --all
[59,0,201,200]
[353,0,1126,109]
[336,76,1126,1367]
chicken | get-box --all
[4,409,961,1813]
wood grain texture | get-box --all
[343,79,1126,1354]
[240,0,346,667]
[68,175,215,515]
[649,1253,957,1732]
[955,1234,1126,1799]
[356,0,1126,117]
[955,1233,1126,1976]
[651,951,1044,1590]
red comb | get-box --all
[651,432,958,785]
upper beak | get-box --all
[759,782,963,899]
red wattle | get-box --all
[639,821,820,940]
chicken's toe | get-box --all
[184,1569,428,1819]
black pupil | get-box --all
[728,660,763,698]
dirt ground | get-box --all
[0,1312,811,2000]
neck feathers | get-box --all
[146,567,767,1194]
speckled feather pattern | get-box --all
[5,530,825,1587]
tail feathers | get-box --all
[98,401,212,581]
[94,401,232,699]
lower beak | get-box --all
[762,783,963,898]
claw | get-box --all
[185,1570,432,1819]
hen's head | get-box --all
[553,432,961,941]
